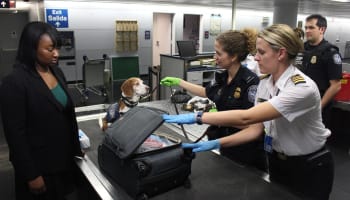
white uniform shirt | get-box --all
[255,65,330,155]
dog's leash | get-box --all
[140,84,159,101]
[170,87,189,139]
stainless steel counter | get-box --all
[74,101,300,200]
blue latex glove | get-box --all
[162,113,196,124]
[182,139,220,153]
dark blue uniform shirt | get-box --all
[206,66,259,112]
[204,66,265,170]
[299,39,342,96]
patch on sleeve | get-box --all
[247,85,258,103]
[333,53,342,65]
[291,74,306,85]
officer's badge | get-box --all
[233,87,241,99]
[333,54,342,65]
[310,56,317,64]
[291,74,306,85]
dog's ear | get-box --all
[121,77,139,97]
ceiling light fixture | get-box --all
[331,0,350,2]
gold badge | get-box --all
[310,56,317,64]
[233,87,241,99]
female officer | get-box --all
[163,24,334,200]
[160,28,266,171]
[0,22,84,199]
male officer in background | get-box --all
[298,14,342,128]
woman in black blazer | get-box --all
[0,22,83,200]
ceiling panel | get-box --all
[121,0,350,18]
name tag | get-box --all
[264,135,273,153]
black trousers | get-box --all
[268,147,334,200]
[14,165,83,200]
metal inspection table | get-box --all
[75,101,301,200]
[333,101,350,112]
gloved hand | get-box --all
[162,113,196,124]
[182,139,220,153]
[160,77,181,87]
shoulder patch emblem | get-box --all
[259,74,270,80]
[247,85,258,103]
[333,54,342,65]
[291,74,306,85]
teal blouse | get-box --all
[51,83,68,107]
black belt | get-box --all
[271,146,329,161]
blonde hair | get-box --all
[215,28,258,62]
[258,24,303,60]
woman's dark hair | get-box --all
[16,21,61,68]
[215,28,257,62]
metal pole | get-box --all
[231,0,236,30]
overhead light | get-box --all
[331,0,350,2]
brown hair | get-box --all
[293,27,304,40]
[215,28,257,62]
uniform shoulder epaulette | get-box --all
[259,74,270,80]
[291,74,306,85]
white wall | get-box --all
[44,1,350,77]
[44,1,237,75]
[298,14,350,58]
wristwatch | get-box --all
[196,111,203,125]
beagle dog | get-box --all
[100,77,149,131]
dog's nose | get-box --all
[145,85,150,91]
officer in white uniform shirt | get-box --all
[163,24,334,200]
[256,67,330,156]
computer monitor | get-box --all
[176,40,197,58]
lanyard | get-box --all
[267,88,280,137]
[264,87,280,153]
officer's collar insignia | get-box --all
[291,74,306,85]
[257,98,267,102]
[233,87,241,99]
[259,74,271,80]
[310,56,317,64]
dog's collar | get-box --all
[120,95,139,108]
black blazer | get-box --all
[0,64,82,181]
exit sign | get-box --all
[46,9,69,28]
[0,0,15,8]
[0,0,10,8]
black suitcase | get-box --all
[98,106,194,200]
